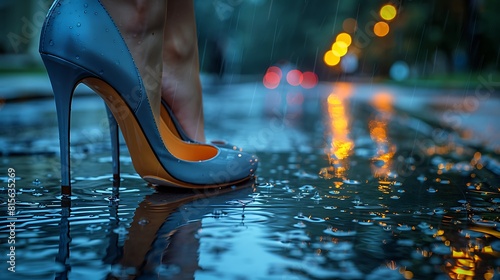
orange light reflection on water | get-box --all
[325,83,354,177]
[369,92,396,178]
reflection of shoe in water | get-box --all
[118,180,255,278]
[39,0,258,195]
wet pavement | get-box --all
[1,74,500,279]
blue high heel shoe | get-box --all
[39,0,257,195]
[105,97,241,186]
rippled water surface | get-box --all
[1,82,500,279]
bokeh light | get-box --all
[342,18,357,33]
[389,61,410,81]
[286,69,303,86]
[380,4,397,21]
[324,50,340,66]
[336,33,352,47]
[373,21,390,37]
[266,66,282,79]
[300,71,318,89]
[340,53,358,73]
[263,66,284,89]
[263,71,281,89]
[331,41,348,57]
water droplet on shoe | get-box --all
[76,22,81,27]
[49,40,54,46]
[84,3,88,8]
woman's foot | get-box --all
[103,0,206,143]
[100,0,166,125]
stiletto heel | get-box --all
[43,55,88,195]
[106,107,120,192]
[40,0,257,195]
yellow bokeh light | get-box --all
[324,50,340,66]
[374,21,390,37]
[332,41,348,57]
[380,4,397,21]
[336,33,352,47]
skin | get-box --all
[101,0,206,142]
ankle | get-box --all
[102,0,165,36]
[164,33,199,63]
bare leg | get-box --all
[162,0,206,142]
[100,0,166,124]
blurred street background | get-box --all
[1,0,500,81]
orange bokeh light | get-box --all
[324,50,340,66]
[374,21,390,37]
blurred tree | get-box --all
[195,0,359,77]
[194,0,499,78]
